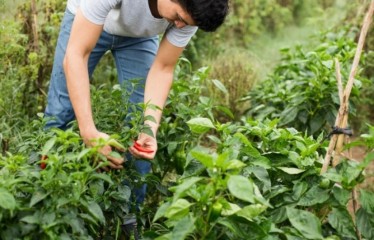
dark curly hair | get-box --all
[175,0,229,32]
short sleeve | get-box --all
[80,0,121,25]
[165,25,198,47]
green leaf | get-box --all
[86,201,105,224]
[269,206,287,224]
[68,216,86,234]
[170,177,202,201]
[291,181,308,201]
[171,215,196,240]
[286,207,323,239]
[332,186,350,206]
[217,218,247,238]
[109,151,122,159]
[42,212,56,225]
[235,204,267,221]
[298,186,330,206]
[21,214,40,224]
[279,107,298,125]
[359,189,374,214]
[155,233,172,240]
[153,202,171,222]
[302,143,321,157]
[215,105,234,119]
[248,166,271,193]
[88,173,114,185]
[227,175,255,203]
[0,188,16,210]
[212,79,228,94]
[30,190,49,207]
[41,137,56,155]
[165,199,192,219]
[187,117,215,134]
[221,202,241,216]
[216,151,230,168]
[356,208,374,240]
[107,139,125,151]
[323,169,343,182]
[339,161,362,187]
[359,152,374,169]
[77,148,91,160]
[327,208,357,239]
[190,150,214,168]
[224,159,246,170]
[277,167,305,175]
[322,60,333,69]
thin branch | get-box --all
[335,59,343,104]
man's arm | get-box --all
[64,9,124,168]
[129,36,185,159]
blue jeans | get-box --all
[45,9,158,205]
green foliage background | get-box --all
[1,0,374,239]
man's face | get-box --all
[158,0,195,28]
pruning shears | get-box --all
[133,141,154,153]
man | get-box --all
[44,0,228,235]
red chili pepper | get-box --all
[133,141,154,153]
[40,155,48,169]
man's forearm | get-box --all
[64,53,97,138]
[143,65,174,136]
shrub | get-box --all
[242,27,367,136]
[203,50,258,121]
[145,118,374,239]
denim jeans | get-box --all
[44,9,158,205]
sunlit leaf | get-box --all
[277,167,305,174]
[227,175,255,203]
[187,117,215,134]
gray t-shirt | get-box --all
[67,0,198,47]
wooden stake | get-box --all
[321,0,374,174]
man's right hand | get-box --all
[82,131,125,169]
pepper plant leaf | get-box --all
[227,175,255,203]
[0,188,16,210]
[327,207,357,239]
[286,207,323,239]
[187,117,215,134]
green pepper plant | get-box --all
[145,118,374,240]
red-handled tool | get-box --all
[133,141,154,153]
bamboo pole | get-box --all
[321,0,374,174]
[321,60,344,173]
[332,0,374,167]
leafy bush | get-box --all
[0,127,131,239]
[146,118,374,240]
[243,28,368,135]
[0,63,225,238]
